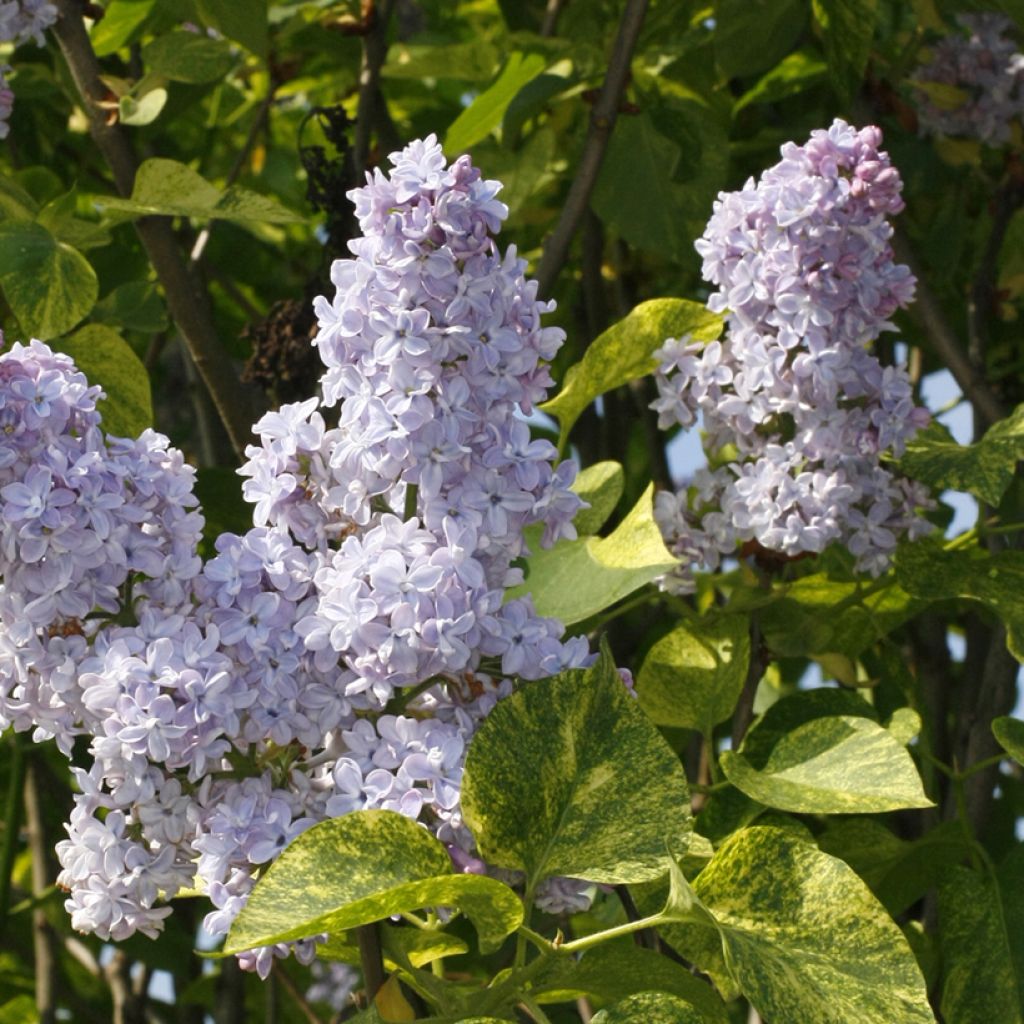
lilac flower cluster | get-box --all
[912,14,1024,146]
[652,120,932,588]
[0,0,55,47]
[0,0,58,138]
[0,138,594,977]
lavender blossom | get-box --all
[653,120,932,587]
[912,14,1024,146]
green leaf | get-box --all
[0,995,37,1024]
[94,158,303,224]
[714,0,808,78]
[938,866,1022,1024]
[194,467,253,557]
[36,192,112,251]
[91,0,157,56]
[0,175,39,221]
[666,827,935,1024]
[899,406,1024,507]
[733,50,828,112]
[997,844,1024,1017]
[817,819,969,916]
[507,484,677,625]
[572,461,624,535]
[740,688,878,768]
[542,298,722,448]
[58,324,153,438]
[444,52,547,155]
[384,41,501,83]
[535,944,728,1024]
[993,717,1024,766]
[143,30,237,83]
[591,992,706,1024]
[93,281,169,334]
[590,115,694,261]
[720,715,933,814]
[461,644,692,889]
[638,615,750,732]
[196,0,267,56]
[315,925,469,968]
[222,811,522,956]
[812,0,879,102]
[0,221,98,340]
[119,86,169,127]
[758,572,919,657]
[895,539,1024,661]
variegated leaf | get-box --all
[461,644,692,888]
[721,715,933,813]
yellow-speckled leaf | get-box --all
[461,645,692,888]
[817,818,968,916]
[541,299,723,448]
[534,943,728,1024]
[0,221,97,340]
[720,715,933,814]
[678,827,936,1023]
[638,615,750,732]
[316,924,469,968]
[899,406,1024,507]
[94,158,302,224]
[222,811,521,955]
[507,484,677,625]
[895,540,1024,662]
[938,865,1022,1024]
[993,717,1024,766]
[590,992,706,1024]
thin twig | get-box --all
[191,87,278,264]
[540,0,566,37]
[893,230,1006,428]
[272,961,327,1024]
[24,759,58,1024]
[534,0,649,297]
[51,0,259,458]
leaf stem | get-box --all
[520,995,555,1024]
[557,912,666,954]
[357,922,386,1002]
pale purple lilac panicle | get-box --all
[0,1,58,140]
[0,137,594,972]
[653,120,932,590]
[912,14,1024,146]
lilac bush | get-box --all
[652,120,933,591]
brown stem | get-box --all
[534,0,649,297]
[51,0,259,458]
[23,760,58,1024]
[353,0,398,181]
[893,231,1005,428]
